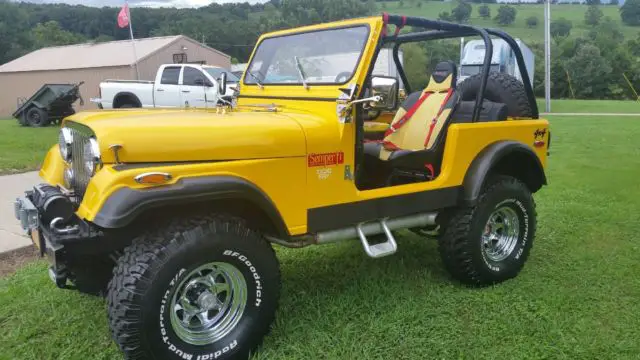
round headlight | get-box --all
[58,128,73,162]
[64,167,75,188]
[83,138,101,175]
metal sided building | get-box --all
[0,35,231,117]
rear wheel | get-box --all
[107,214,281,360]
[26,107,49,127]
[438,176,536,286]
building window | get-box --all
[173,53,187,63]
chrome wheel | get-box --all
[169,262,247,346]
[482,206,520,262]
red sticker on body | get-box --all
[308,152,345,167]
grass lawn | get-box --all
[0,120,58,175]
[381,2,640,44]
[2,114,640,359]
[538,99,640,114]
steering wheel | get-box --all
[334,72,351,83]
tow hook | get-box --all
[48,266,68,289]
[50,217,79,235]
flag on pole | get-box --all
[117,2,139,80]
[117,3,130,28]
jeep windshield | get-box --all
[244,26,369,86]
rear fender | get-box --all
[462,140,546,204]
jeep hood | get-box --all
[65,109,306,163]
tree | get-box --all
[611,0,619,5]
[585,5,604,26]
[494,5,517,25]
[402,43,429,90]
[586,0,600,4]
[438,11,453,21]
[451,0,473,23]
[620,0,640,26]
[526,15,539,28]
[565,44,612,98]
[550,18,573,37]
[31,21,86,49]
[479,5,491,19]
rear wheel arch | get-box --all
[93,175,290,239]
[113,92,141,108]
[462,141,546,204]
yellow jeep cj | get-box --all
[15,14,550,360]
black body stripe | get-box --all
[307,186,461,233]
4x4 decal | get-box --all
[534,128,547,139]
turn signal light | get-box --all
[134,172,172,185]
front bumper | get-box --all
[14,186,105,286]
[15,193,67,285]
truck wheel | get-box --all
[438,176,536,286]
[107,215,281,360]
[26,107,50,127]
[457,72,533,118]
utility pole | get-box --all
[544,0,551,113]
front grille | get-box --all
[68,124,94,199]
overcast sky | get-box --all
[10,0,267,7]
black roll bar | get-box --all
[383,15,492,122]
[381,15,539,120]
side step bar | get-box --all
[266,212,437,258]
[357,219,397,258]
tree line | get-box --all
[0,0,375,65]
[428,0,640,99]
[0,0,638,99]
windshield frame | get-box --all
[243,24,371,87]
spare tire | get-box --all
[457,72,533,118]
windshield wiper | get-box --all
[246,70,264,89]
[294,56,309,90]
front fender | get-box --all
[462,140,547,204]
[92,175,290,238]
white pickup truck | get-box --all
[91,64,239,109]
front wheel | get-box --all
[438,176,536,286]
[107,215,281,360]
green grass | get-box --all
[538,99,640,113]
[0,120,58,175]
[2,115,640,359]
[382,2,640,44]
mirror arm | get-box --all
[346,95,382,107]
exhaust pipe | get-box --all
[266,212,437,248]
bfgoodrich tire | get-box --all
[438,176,536,286]
[457,72,533,118]
[107,215,281,360]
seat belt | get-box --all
[384,91,433,137]
[423,88,454,148]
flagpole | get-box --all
[126,1,140,80]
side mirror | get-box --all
[218,72,227,94]
[370,76,399,110]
